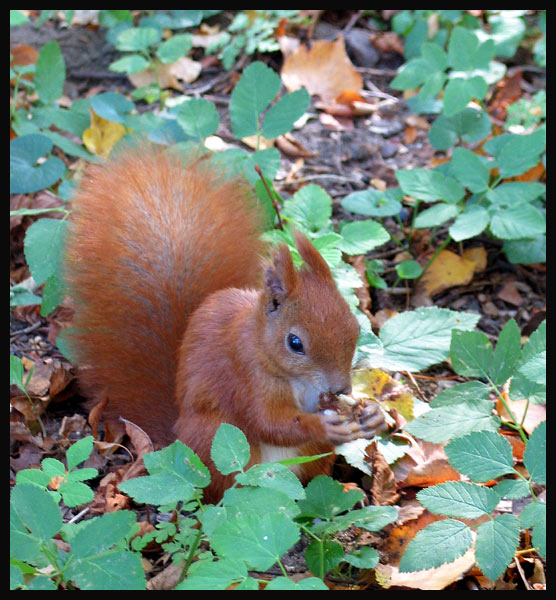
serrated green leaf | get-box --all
[450,330,493,378]
[486,182,545,207]
[390,58,430,90]
[493,479,530,500]
[445,431,515,482]
[262,88,309,139]
[449,204,490,241]
[116,26,161,51]
[177,98,219,140]
[265,576,329,590]
[58,481,94,508]
[451,147,490,192]
[235,463,305,500]
[109,54,149,74]
[518,351,545,385]
[341,187,403,217]
[66,436,94,471]
[211,423,250,475]
[339,219,390,255]
[417,481,499,519]
[430,380,491,407]
[405,403,500,443]
[40,458,66,478]
[490,127,546,179]
[475,514,520,581]
[373,307,480,372]
[230,61,281,138]
[523,421,545,484]
[176,558,247,590]
[489,318,521,385]
[489,203,545,240]
[443,78,474,117]
[343,546,380,569]
[297,475,363,520]
[396,168,465,203]
[305,539,344,578]
[429,108,491,150]
[414,203,460,228]
[399,519,473,572]
[156,33,192,64]
[282,184,332,232]
[210,512,300,571]
[222,486,300,520]
[519,501,545,557]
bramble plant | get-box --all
[10,425,397,590]
[400,319,546,579]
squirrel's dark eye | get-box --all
[287,333,304,354]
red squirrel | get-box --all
[65,144,386,502]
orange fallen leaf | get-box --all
[281,35,362,103]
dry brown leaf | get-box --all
[129,57,201,90]
[281,35,362,103]
[318,112,354,130]
[497,279,523,306]
[368,442,400,506]
[375,544,476,590]
[275,133,316,158]
[496,396,545,435]
[370,31,405,55]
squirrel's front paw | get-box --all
[319,403,386,445]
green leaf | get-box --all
[445,431,515,482]
[305,540,344,578]
[262,88,309,139]
[24,218,68,286]
[210,512,300,571]
[230,61,281,138]
[58,481,94,508]
[450,330,493,378]
[66,436,94,471]
[222,486,300,520]
[390,58,430,90]
[450,147,490,192]
[449,204,490,241]
[489,203,545,240]
[395,260,422,279]
[109,54,149,74]
[487,128,546,179]
[429,108,491,150]
[264,576,329,590]
[120,441,209,504]
[430,380,491,407]
[510,321,546,403]
[156,33,192,64]
[489,318,521,385]
[176,559,247,590]
[10,134,66,194]
[399,519,473,572]
[417,481,499,519]
[443,78,474,117]
[35,41,65,104]
[494,479,530,500]
[235,463,305,500]
[116,26,161,51]
[339,220,390,255]
[343,546,379,569]
[10,484,63,560]
[523,421,545,484]
[396,169,465,203]
[341,187,403,217]
[475,514,520,581]
[414,203,460,228]
[296,475,363,520]
[281,184,332,232]
[90,92,134,124]
[520,501,546,558]
[486,182,545,207]
[373,307,480,372]
[519,351,545,385]
[10,355,24,389]
[211,423,250,475]
[177,98,219,140]
[405,403,500,443]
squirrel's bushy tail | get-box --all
[65,145,265,445]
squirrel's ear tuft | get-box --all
[293,231,334,283]
[264,244,298,313]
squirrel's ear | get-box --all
[294,231,334,283]
[264,244,298,313]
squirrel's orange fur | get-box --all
[65,144,384,502]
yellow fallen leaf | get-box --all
[462,246,487,272]
[82,109,127,158]
[416,249,479,297]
